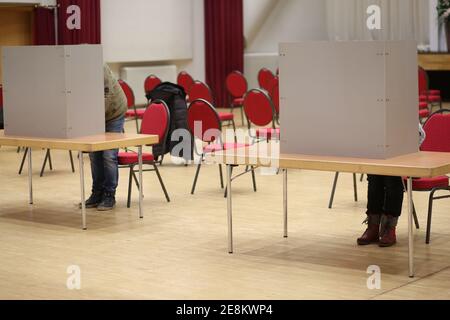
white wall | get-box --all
[245,0,328,53]
[0,0,56,4]
[106,0,205,83]
[243,0,328,88]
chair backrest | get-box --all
[421,109,450,152]
[418,67,428,95]
[243,89,276,128]
[269,78,280,116]
[140,100,170,145]
[226,71,248,98]
[177,71,195,93]
[118,79,135,109]
[144,75,162,95]
[187,99,221,143]
[258,68,275,91]
[188,81,214,104]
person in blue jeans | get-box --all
[85,65,127,211]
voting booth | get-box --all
[279,41,419,159]
[2,45,105,139]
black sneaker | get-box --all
[80,191,103,209]
[97,192,116,211]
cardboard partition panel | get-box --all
[279,41,419,159]
[2,45,105,139]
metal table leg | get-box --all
[78,151,86,230]
[138,146,144,219]
[283,169,288,238]
[407,177,415,278]
[227,164,233,254]
[28,148,33,205]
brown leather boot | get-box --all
[379,215,398,247]
[357,214,381,246]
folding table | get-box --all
[207,143,450,278]
[0,131,158,230]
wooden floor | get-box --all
[0,118,449,300]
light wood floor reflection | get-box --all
[0,116,449,300]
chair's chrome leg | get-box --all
[28,148,33,205]
[69,151,75,173]
[219,164,224,189]
[40,149,50,177]
[353,173,358,202]
[251,166,257,192]
[328,172,340,209]
[154,164,170,202]
[19,148,28,175]
[127,166,133,208]
[426,189,437,244]
[191,162,202,195]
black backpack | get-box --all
[146,82,193,161]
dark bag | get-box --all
[146,82,193,161]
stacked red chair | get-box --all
[226,71,248,126]
[144,75,162,98]
[119,79,143,133]
[188,80,236,131]
[258,68,276,92]
[418,67,442,110]
[177,71,195,95]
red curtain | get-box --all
[57,0,101,45]
[204,0,244,108]
[34,7,56,45]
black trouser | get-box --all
[366,175,404,217]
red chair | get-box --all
[226,71,248,126]
[188,80,236,131]
[144,74,162,97]
[118,100,171,207]
[243,89,279,141]
[411,110,450,244]
[258,68,275,92]
[119,79,142,133]
[177,71,195,94]
[187,98,256,195]
[418,67,442,109]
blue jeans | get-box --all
[89,116,125,194]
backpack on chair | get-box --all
[146,82,193,161]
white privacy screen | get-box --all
[101,0,193,63]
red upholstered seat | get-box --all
[419,109,430,118]
[256,128,280,139]
[419,95,427,102]
[204,143,249,153]
[421,90,441,96]
[232,98,244,106]
[118,152,155,165]
[419,102,428,110]
[428,95,441,102]
[125,109,146,119]
[410,176,449,191]
[219,112,234,121]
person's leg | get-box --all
[379,176,404,247]
[358,174,384,245]
[97,116,125,211]
[85,151,105,208]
